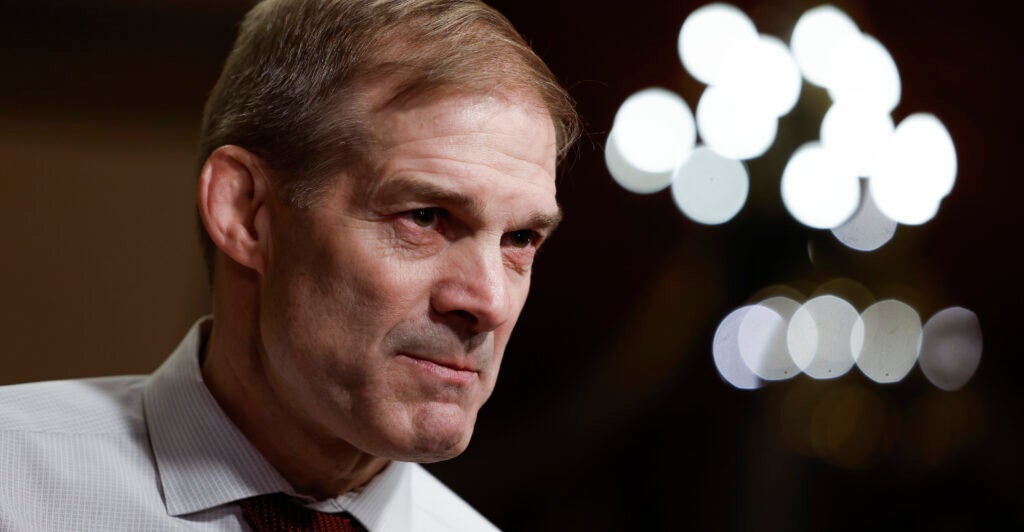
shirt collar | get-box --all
[142,317,413,531]
[143,317,291,516]
[308,460,413,532]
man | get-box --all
[0,0,578,530]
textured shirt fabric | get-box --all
[0,318,499,532]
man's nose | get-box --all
[431,239,513,334]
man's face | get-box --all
[257,92,559,462]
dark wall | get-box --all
[2,0,1021,529]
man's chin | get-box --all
[371,432,470,463]
[389,405,476,463]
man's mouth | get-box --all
[396,352,480,385]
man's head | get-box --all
[196,0,577,469]
[198,0,578,276]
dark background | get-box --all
[2,0,1020,529]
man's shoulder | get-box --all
[0,374,149,435]
[0,375,183,530]
[409,464,501,532]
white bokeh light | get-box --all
[605,131,675,194]
[678,3,759,86]
[827,34,902,112]
[611,88,696,174]
[671,146,749,224]
[696,86,778,160]
[831,185,898,252]
[718,35,802,118]
[789,5,862,88]
[821,101,895,178]
[903,114,959,199]
[713,306,764,389]
[788,295,861,379]
[869,177,942,226]
[738,296,802,381]
[870,113,957,225]
[781,142,861,229]
[919,307,983,391]
[852,299,922,384]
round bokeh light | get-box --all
[605,131,675,194]
[870,113,957,225]
[919,307,983,391]
[790,4,862,88]
[821,101,895,178]
[713,305,764,389]
[679,3,759,86]
[827,34,902,112]
[738,296,802,381]
[788,295,861,379]
[671,146,749,225]
[781,142,861,229]
[870,179,942,226]
[831,185,898,252]
[900,114,958,199]
[611,88,696,174]
[852,299,922,384]
[696,86,778,160]
[718,35,802,118]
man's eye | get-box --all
[408,208,443,228]
[505,230,538,248]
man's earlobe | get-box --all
[197,146,271,275]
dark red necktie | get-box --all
[240,492,369,532]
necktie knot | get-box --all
[240,492,369,532]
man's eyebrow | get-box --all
[369,176,563,233]
[528,208,563,235]
[369,176,486,219]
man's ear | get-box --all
[197,145,272,275]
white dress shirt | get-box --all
[0,318,499,531]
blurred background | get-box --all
[1,0,1020,529]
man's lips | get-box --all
[397,353,480,385]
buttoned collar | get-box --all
[142,317,412,531]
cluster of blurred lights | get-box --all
[713,281,982,391]
[787,4,958,246]
[605,3,959,251]
[681,3,800,160]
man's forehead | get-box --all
[366,85,552,144]
[365,90,557,175]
